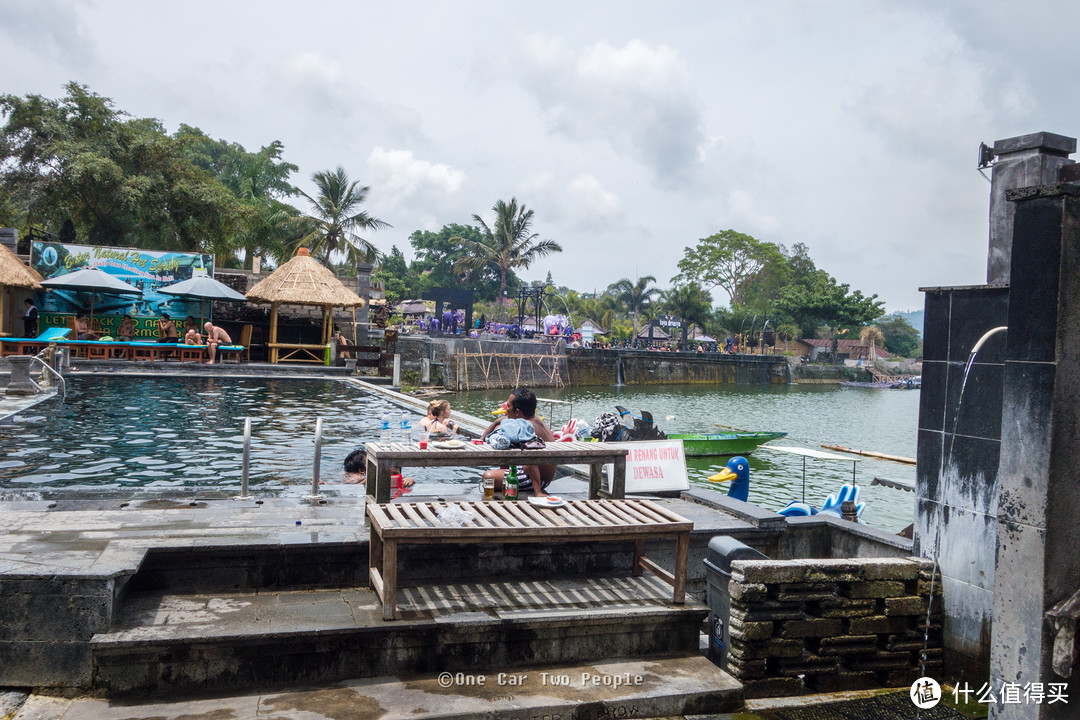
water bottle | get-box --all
[380,411,391,443]
[399,411,411,442]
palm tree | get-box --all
[661,284,713,350]
[293,166,390,265]
[610,276,661,339]
[453,198,562,301]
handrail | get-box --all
[30,348,66,401]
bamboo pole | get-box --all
[269,302,280,363]
[820,444,916,465]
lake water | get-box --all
[452,384,919,533]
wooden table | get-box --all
[364,441,630,503]
[366,498,692,620]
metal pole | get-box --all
[236,418,253,500]
[307,417,323,499]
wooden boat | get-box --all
[667,431,787,457]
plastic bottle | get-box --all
[380,411,391,443]
[505,466,519,501]
[399,410,411,442]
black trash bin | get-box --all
[704,535,768,670]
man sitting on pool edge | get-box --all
[341,448,415,487]
[480,387,556,497]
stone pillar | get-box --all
[989,184,1080,720]
[987,132,1075,283]
[5,356,37,396]
[355,263,373,345]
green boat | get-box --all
[666,431,788,457]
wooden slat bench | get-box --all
[364,440,630,503]
[366,498,692,620]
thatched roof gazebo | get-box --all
[245,247,365,363]
[0,244,43,337]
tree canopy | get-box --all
[453,198,561,301]
[675,230,786,306]
[0,83,246,256]
[292,166,390,265]
[876,313,922,358]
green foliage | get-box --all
[175,125,301,268]
[0,83,246,255]
[292,166,390,265]
[371,245,410,304]
[609,276,661,337]
[875,313,922,357]
[661,283,713,348]
[453,198,561,301]
[675,229,786,306]
[775,272,885,338]
[408,223,512,302]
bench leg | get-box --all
[589,462,604,499]
[632,539,645,576]
[382,539,398,620]
[673,531,689,604]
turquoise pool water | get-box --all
[0,376,479,498]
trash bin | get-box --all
[704,535,768,670]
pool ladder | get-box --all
[29,347,66,401]
[234,416,325,502]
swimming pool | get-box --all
[0,376,481,498]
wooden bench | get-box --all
[366,498,692,620]
[364,440,630,503]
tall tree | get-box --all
[662,283,713,349]
[176,125,300,268]
[775,273,885,338]
[876,313,921,358]
[453,198,561,301]
[0,83,244,254]
[610,275,661,338]
[675,230,786,307]
[293,166,390,265]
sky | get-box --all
[4,0,1080,313]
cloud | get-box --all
[365,147,467,234]
[563,174,620,230]
[0,0,95,68]
[517,35,705,187]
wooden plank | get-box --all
[415,502,447,528]
[637,499,694,527]
[632,539,646,577]
[621,499,671,524]
[382,540,398,620]
[595,501,645,525]
[385,504,412,529]
[569,501,619,526]
[552,504,591,527]
[639,556,675,587]
[673,531,689,603]
[516,501,559,527]
[467,502,503,528]
[400,504,430,528]
[369,566,385,600]
[366,504,392,532]
[487,501,530,528]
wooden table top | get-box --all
[366,498,691,539]
[366,440,629,463]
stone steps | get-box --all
[31,655,745,719]
[91,575,710,696]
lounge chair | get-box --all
[0,327,72,357]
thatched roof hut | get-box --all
[0,244,43,336]
[245,248,365,363]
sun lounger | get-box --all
[0,327,73,357]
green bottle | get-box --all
[505,465,519,501]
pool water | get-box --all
[0,376,481,498]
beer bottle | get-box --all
[505,465,519,501]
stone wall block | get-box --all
[774,582,838,603]
[845,650,916,671]
[814,597,879,618]
[884,595,933,616]
[860,560,924,581]
[817,635,879,656]
[845,580,906,599]
[847,615,911,635]
[917,578,944,596]
[779,618,843,639]
[728,616,774,642]
[775,652,838,676]
[729,582,767,603]
[727,637,804,660]
[724,654,766,679]
[732,560,806,584]
[730,603,806,624]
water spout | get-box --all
[614,354,624,387]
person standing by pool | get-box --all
[75,312,99,341]
[421,399,459,434]
[157,313,179,343]
[203,321,232,364]
[480,387,556,497]
[21,298,38,338]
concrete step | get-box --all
[91,575,709,696]
[33,655,744,719]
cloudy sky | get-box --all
[4,0,1079,312]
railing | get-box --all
[29,348,66,400]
